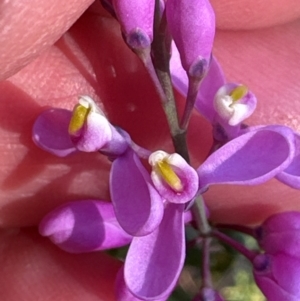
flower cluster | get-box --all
[32,1,300,301]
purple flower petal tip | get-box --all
[115,268,169,301]
[110,149,164,236]
[113,0,155,49]
[32,108,77,157]
[198,125,295,192]
[256,211,300,257]
[253,253,300,301]
[276,132,300,189]
[39,200,132,253]
[149,151,199,204]
[124,204,185,300]
[166,0,215,75]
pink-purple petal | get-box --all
[197,126,295,192]
[256,211,300,258]
[39,200,132,253]
[32,108,77,157]
[253,253,300,301]
[115,267,169,301]
[276,132,300,189]
[110,149,164,236]
[166,0,215,74]
[124,203,185,300]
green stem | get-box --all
[192,195,211,236]
[180,76,202,130]
[212,230,258,261]
[202,237,213,288]
[151,0,189,161]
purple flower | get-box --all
[33,96,128,156]
[253,253,300,301]
[255,211,300,258]
[111,149,198,299]
[39,200,132,253]
[170,44,300,191]
[34,96,297,300]
[170,43,256,141]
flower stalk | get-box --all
[151,0,189,161]
[212,229,258,261]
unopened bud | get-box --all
[39,200,132,253]
[113,0,155,50]
[166,0,215,79]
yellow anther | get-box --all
[230,85,248,103]
[156,160,183,192]
[68,104,90,135]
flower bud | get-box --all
[39,200,132,253]
[149,150,199,203]
[112,0,155,50]
[68,96,113,152]
[166,0,215,78]
[255,211,300,258]
[253,253,300,301]
[213,83,257,126]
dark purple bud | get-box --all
[166,0,215,78]
[253,253,300,301]
[113,0,155,50]
[255,211,300,258]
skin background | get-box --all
[0,0,300,300]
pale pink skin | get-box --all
[0,1,300,300]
